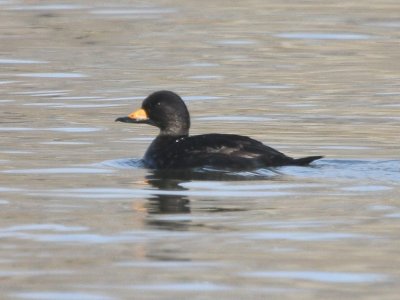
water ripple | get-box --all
[276,32,373,40]
[241,270,388,283]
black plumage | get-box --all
[116,90,322,170]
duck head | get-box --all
[116,90,191,136]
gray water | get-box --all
[1,0,399,299]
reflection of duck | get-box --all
[145,171,190,214]
[143,171,191,231]
[116,90,322,170]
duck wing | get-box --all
[171,134,294,169]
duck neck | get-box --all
[159,125,189,137]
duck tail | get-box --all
[292,155,323,166]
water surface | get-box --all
[0,0,399,299]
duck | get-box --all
[115,90,322,170]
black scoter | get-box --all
[116,91,322,170]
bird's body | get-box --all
[116,91,322,170]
